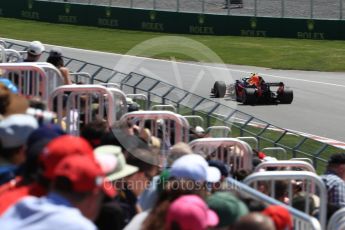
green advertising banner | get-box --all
[0,0,343,40]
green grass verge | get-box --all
[1,17,345,71]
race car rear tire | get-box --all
[242,88,257,105]
[279,89,293,104]
[213,81,226,98]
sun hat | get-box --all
[166,194,219,230]
[94,145,139,181]
[207,192,249,227]
[169,154,221,183]
[0,114,38,148]
[39,135,94,179]
[53,154,116,198]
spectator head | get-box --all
[26,41,44,61]
[292,192,319,215]
[275,180,289,203]
[80,119,108,148]
[166,195,219,230]
[126,97,140,112]
[167,142,193,167]
[52,154,115,221]
[233,212,275,230]
[207,192,249,228]
[262,205,293,230]
[0,78,18,94]
[0,114,38,165]
[47,47,64,67]
[233,169,251,181]
[28,97,46,110]
[240,197,267,212]
[327,153,345,180]
[93,145,138,182]
[39,135,94,180]
[142,177,209,230]
[208,160,229,178]
[22,124,65,180]
[0,81,28,117]
[169,154,221,183]
[125,148,160,196]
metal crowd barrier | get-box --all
[189,137,253,172]
[237,136,259,151]
[254,160,316,173]
[0,46,24,63]
[121,110,190,144]
[243,171,327,229]
[48,84,127,135]
[0,40,7,48]
[183,115,204,127]
[291,158,314,165]
[227,177,322,230]
[327,207,345,230]
[150,104,177,112]
[206,125,231,137]
[126,93,148,110]
[0,62,64,100]
[100,83,121,88]
[70,72,92,84]
[261,147,288,159]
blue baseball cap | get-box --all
[0,78,18,94]
[0,114,38,148]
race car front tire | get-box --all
[213,81,226,98]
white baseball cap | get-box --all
[27,41,45,56]
[170,154,221,183]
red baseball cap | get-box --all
[40,135,94,179]
[262,205,293,230]
[53,154,116,198]
[166,195,219,230]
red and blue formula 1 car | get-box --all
[211,74,293,105]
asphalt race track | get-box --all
[53,0,343,19]
[5,39,345,142]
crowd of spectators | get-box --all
[0,40,344,230]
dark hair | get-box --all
[52,94,68,112]
[53,176,90,202]
[233,169,251,181]
[126,148,159,172]
[274,180,288,200]
[142,179,206,230]
[47,56,64,68]
[0,145,23,160]
[240,197,267,212]
[328,153,345,165]
[0,85,11,115]
[29,97,46,110]
[80,119,108,148]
